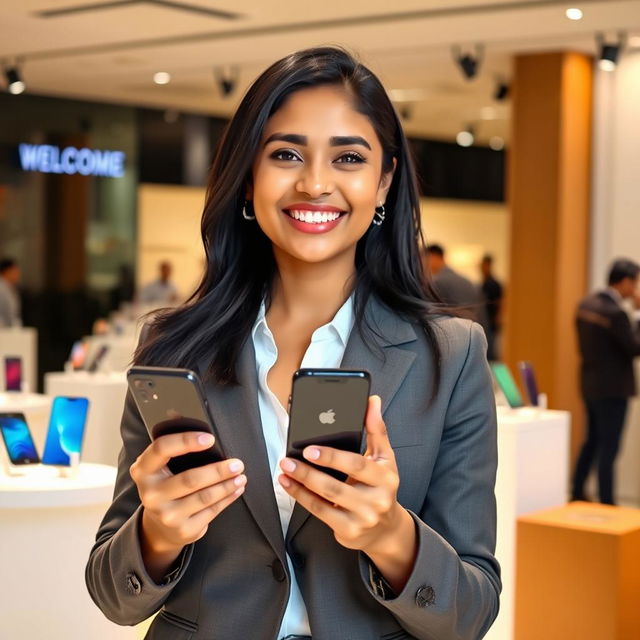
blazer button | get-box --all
[271,559,287,582]
[125,572,142,595]
[415,585,435,607]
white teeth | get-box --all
[286,209,343,223]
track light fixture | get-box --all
[456,125,475,147]
[214,66,239,97]
[4,65,25,95]
[596,32,626,71]
[452,44,484,80]
[494,80,509,102]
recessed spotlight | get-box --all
[456,130,474,147]
[5,67,25,95]
[598,59,617,72]
[153,72,171,85]
[489,137,505,151]
[565,7,583,21]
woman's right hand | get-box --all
[130,432,246,579]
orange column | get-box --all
[504,52,592,461]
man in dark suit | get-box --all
[571,259,640,504]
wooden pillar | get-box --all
[504,52,592,462]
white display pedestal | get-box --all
[85,333,138,372]
[0,392,52,461]
[0,326,37,392]
[485,408,571,640]
[44,372,128,466]
[0,463,137,639]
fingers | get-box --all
[363,395,393,460]
[279,457,396,515]
[159,458,244,501]
[131,431,215,478]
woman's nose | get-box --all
[295,161,334,198]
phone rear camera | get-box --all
[147,380,154,388]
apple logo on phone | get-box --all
[319,409,336,425]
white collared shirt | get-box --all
[251,296,354,639]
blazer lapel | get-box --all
[286,297,417,544]
[200,340,286,562]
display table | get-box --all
[515,502,640,639]
[0,392,52,457]
[85,333,138,372]
[0,463,138,639]
[0,326,37,392]
[485,408,571,640]
[44,371,128,466]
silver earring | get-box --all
[372,204,386,226]
[242,200,255,220]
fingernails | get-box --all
[234,474,247,487]
[228,459,244,473]
[303,447,320,461]
[234,486,245,496]
[279,474,291,488]
[198,433,214,446]
[281,458,296,472]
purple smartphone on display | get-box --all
[518,361,540,407]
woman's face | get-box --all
[250,85,394,266]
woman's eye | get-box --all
[270,149,300,162]
[335,152,365,164]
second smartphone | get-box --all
[287,368,370,481]
[42,396,90,466]
[127,366,225,474]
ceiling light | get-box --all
[456,127,474,147]
[153,72,171,85]
[565,8,583,21]
[5,67,25,95]
[452,45,484,80]
[490,137,505,151]
[597,32,625,71]
[214,66,239,97]
[494,81,509,102]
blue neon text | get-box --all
[18,144,126,178]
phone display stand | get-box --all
[2,458,28,477]
[58,452,80,478]
[537,392,548,410]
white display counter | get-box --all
[0,463,137,639]
[486,407,571,640]
[84,333,138,373]
[0,326,38,392]
[44,371,128,466]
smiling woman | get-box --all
[86,47,501,640]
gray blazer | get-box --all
[86,298,500,640]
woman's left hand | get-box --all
[278,395,410,557]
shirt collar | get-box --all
[605,287,623,305]
[251,295,354,347]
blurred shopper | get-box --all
[479,255,503,361]
[139,260,179,306]
[424,244,489,332]
[109,263,136,312]
[0,258,22,327]
[571,258,640,505]
[87,48,500,640]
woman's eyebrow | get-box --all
[263,133,371,150]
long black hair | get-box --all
[136,46,444,389]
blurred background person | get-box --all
[138,260,179,306]
[479,254,503,361]
[109,264,136,313]
[571,258,640,505]
[423,244,488,334]
[0,257,22,328]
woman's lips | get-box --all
[282,207,348,234]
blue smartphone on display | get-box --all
[42,397,89,466]
[0,413,40,465]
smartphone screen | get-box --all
[42,397,89,466]
[87,345,109,373]
[518,361,540,406]
[0,413,40,464]
[490,363,524,409]
[70,341,88,370]
[287,369,370,480]
[127,366,223,474]
[4,357,22,392]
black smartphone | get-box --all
[4,356,22,392]
[287,368,370,481]
[87,345,109,373]
[0,412,40,465]
[127,366,225,474]
[518,361,540,407]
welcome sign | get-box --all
[18,144,126,178]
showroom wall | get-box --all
[591,50,640,505]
